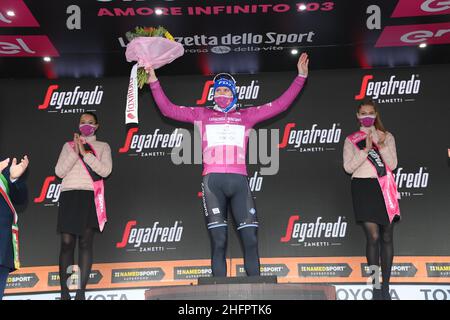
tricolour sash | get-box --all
[348,131,401,223]
[0,174,20,270]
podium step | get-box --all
[145,277,336,300]
[198,275,277,285]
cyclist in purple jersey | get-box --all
[146,53,309,277]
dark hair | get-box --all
[357,99,386,133]
[81,112,98,124]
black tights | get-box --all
[209,227,260,277]
[59,229,95,299]
[362,222,394,287]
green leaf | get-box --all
[137,67,148,89]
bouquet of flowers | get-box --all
[125,26,184,88]
[124,26,184,127]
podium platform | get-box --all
[145,276,336,300]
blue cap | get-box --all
[212,73,238,113]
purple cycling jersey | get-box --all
[149,75,307,176]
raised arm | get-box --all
[3,157,29,205]
[245,52,309,124]
[146,67,203,123]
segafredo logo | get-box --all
[247,171,264,192]
[395,167,430,198]
[34,176,61,205]
[281,215,348,247]
[196,80,260,106]
[278,123,342,152]
[354,74,421,103]
[118,127,183,157]
[116,220,184,252]
[38,85,104,113]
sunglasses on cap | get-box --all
[213,73,236,84]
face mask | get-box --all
[359,115,376,127]
[79,124,97,137]
[214,95,233,109]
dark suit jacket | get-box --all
[0,167,27,271]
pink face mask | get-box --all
[359,115,376,127]
[79,124,97,137]
[214,95,233,109]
